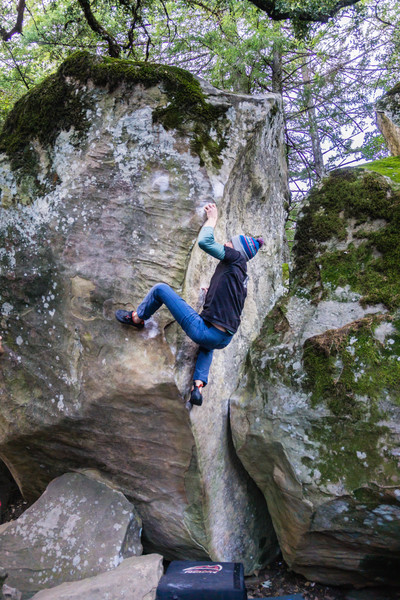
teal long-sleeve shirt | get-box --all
[198,225,225,260]
[197,224,247,334]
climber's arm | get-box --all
[198,204,225,260]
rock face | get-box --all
[0,472,142,599]
[0,52,288,571]
[376,83,400,155]
[30,554,163,600]
[231,168,400,586]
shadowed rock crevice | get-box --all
[226,402,279,565]
[0,458,21,522]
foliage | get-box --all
[0,0,400,197]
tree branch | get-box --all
[76,0,121,57]
[0,0,26,41]
[374,4,395,29]
[2,41,30,89]
[247,0,362,23]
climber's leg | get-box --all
[136,283,208,344]
[137,283,233,405]
[193,347,214,387]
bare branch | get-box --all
[0,0,26,41]
[76,0,121,57]
[2,41,30,89]
[374,4,395,29]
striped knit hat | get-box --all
[231,235,264,261]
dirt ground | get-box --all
[245,558,400,600]
[1,495,29,524]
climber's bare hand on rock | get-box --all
[204,203,218,224]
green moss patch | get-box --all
[360,157,400,185]
[301,314,400,487]
[293,168,400,309]
[305,417,397,489]
[0,51,229,190]
[303,314,400,416]
[0,70,90,187]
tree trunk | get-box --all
[271,41,283,94]
[301,58,325,180]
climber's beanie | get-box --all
[231,235,264,261]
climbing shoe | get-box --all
[115,310,144,329]
[190,383,204,406]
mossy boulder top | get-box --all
[0,50,243,205]
[231,165,400,587]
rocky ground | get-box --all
[1,493,399,600]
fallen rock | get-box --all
[231,168,400,586]
[2,584,22,600]
[0,472,142,599]
[30,554,163,600]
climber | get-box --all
[115,203,263,406]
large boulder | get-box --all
[376,83,400,155]
[30,554,163,600]
[0,52,288,571]
[0,472,142,599]
[230,167,400,587]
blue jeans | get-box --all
[137,283,233,386]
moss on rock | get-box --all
[360,156,400,185]
[305,417,398,489]
[0,51,229,187]
[0,69,91,182]
[300,314,400,487]
[293,168,400,309]
[303,315,400,415]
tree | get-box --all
[145,1,396,189]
